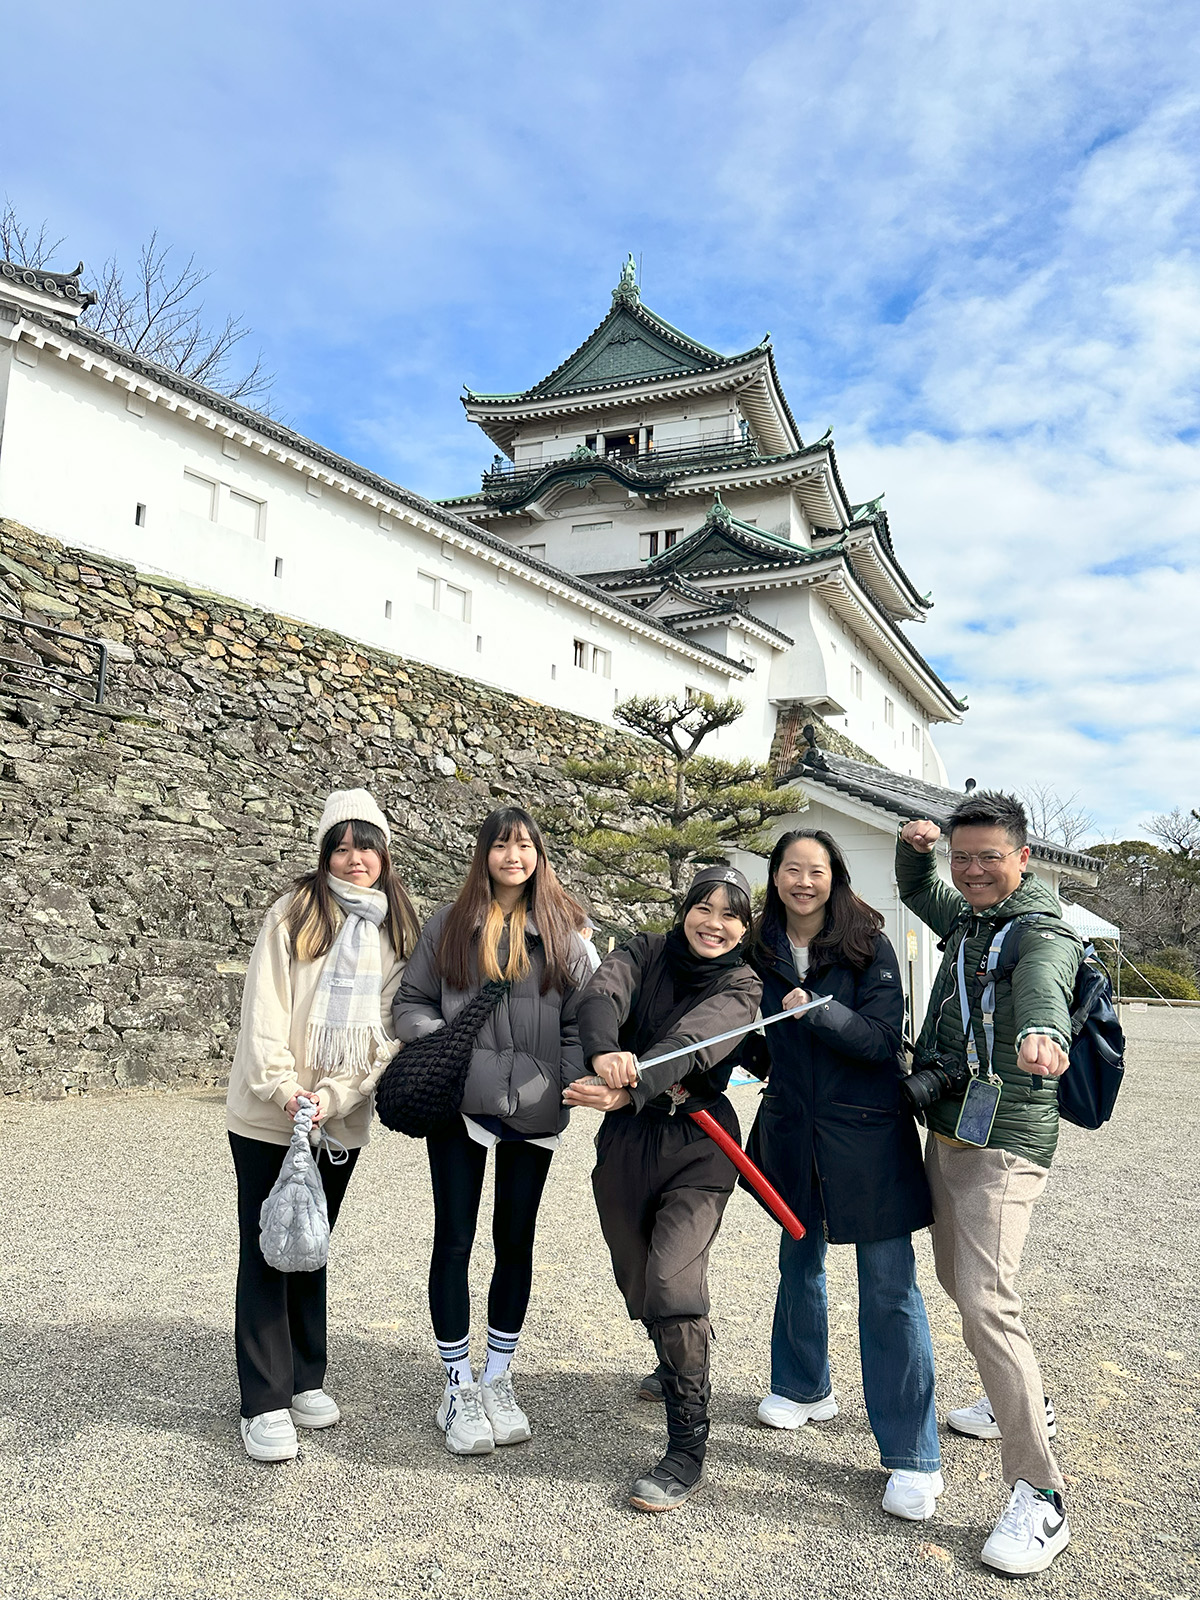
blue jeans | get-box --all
[771,1228,940,1472]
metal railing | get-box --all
[481,435,761,493]
[0,612,110,705]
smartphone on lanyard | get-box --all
[955,1075,1003,1146]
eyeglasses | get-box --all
[949,849,1021,869]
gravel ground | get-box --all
[2,1009,1196,1600]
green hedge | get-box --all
[1120,962,1200,1001]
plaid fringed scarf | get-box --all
[306,877,389,1076]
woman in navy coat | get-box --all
[742,829,941,1522]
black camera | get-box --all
[900,1052,970,1113]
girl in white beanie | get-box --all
[226,788,419,1463]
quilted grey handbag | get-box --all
[259,1099,347,1273]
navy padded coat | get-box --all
[742,926,932,1245]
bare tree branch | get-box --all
[1,205,273,407]
[1019,783,1096,849]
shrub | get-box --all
[1119,961,1200,1001]
[1153,946,1196,979]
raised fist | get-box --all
[900,819,941,854]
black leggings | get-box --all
[426,1118,554,1341]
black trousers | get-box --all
[426,1118,554,1342]
[591,1100,740,1413]
[229,1130,360,1418]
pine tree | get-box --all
[563,693,806,916]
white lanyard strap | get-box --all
[956,926,1008,1078]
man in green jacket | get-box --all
[897,791,1081,1578]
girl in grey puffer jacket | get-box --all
[393,807,590,1456]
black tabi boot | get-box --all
[637,1327,666,1401]
[629,1318,711,1513]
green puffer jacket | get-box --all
[896,840,1082,1168]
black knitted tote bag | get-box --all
[376,980,511,1138]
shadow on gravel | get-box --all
[0,1312,997,1566]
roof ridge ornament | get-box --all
[612,253,640,306]
[709,491,732,527]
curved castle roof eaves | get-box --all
[2,296,754,682]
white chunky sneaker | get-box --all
[982,1479,1070,1575]
[947,1394,1057,1439]
[882,1468,945,1521]
[480,1372,532,1445]
[756,1392,839,1430]
[436,1381,495,1455]
[290,1388,341,1429]
[240,1408,298,1462]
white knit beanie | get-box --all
[315,788,391,849]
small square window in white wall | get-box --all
[225,490,264,541]
[640,532,659,559]
[592,647,611,678]
[442,583,469,622]
[884,697,895,727]
[182,471,217,520]
[416,571,438,610]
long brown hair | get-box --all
[286,818,420,962]
[753,828,883,972]
[436,807,579,995]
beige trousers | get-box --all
[925,1135,1064,1494]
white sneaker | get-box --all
[882,1468,945,1521]
[435,1381,495,1455]
[756,1392,839,1429]
[240,1408,298,1462]
[480,1372,532,1445]
[290,1388,341,1429]
[982,1479,1070,1575]
[947,1393,1057,1439]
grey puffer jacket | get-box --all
[392,905,589,1137]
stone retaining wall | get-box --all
[0,518,679,1100]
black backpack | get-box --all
[995,915,1125,1129]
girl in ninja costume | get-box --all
[566,865,761,1512]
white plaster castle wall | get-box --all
[0,345,768,751]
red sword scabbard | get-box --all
[687,1107,805,1240]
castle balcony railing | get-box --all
[480,436,763,499]
[0,612,111,705]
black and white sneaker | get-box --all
[947,1393,1056,1439]
[981,1479,1070,1574]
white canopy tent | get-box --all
[1060,900,1121,943]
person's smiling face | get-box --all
[327,823,382,888]
[773,837,832,925]
[488,826,539,893]
[948,824,1029,910]
[682,884,748,959]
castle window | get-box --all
[525,543,547,560]
[574,640,612,678]
[884,697,895,727]
[912,723,922,750]
[603,431,638,461]
[664,529,682,549]
[640,532,659,559]
[574,639,588,669]
[274,558,284,579]
[850,665,863,698]
[134,503,147,527]
[592,647,611,678]
[182,471,217,521]
[226,490,263,541]
[384,600,393,619]
[442,583,469,622]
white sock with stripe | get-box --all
[436,1335,472,1389]
[482,1326,520,1385]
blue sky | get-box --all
[4,0,1199,840]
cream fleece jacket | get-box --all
[225,892,407,1149]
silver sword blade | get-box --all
[637,993,831,1073]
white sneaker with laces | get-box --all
[290,1388,341,1429]
[947,1393,1057,1439]
[882,1468,945,1521]
[982,1479,1071,1575]
[436,1381,495,1455]
[240,1408,298,1462]
[756,1392,839,1430]
[480,1372,532,1445]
